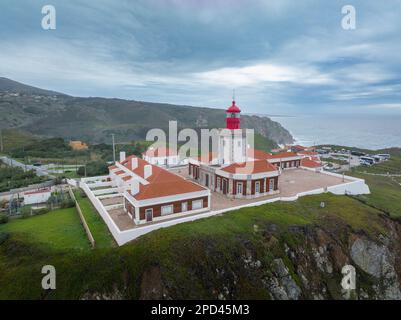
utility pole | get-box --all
[112,134,116,163]
[0,129,4,153]
[348,150,351,172]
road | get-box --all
[0,156,55,178]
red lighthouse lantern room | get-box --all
[225,100,241,129]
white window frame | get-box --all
[181,202,188,212]
[255,181,260,194]
[192,199,203,210]
[161,204,174,216]
[237,182,243,195]
[269,179,274,191]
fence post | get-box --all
[69,186,96,249]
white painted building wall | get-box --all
[23,190,52,205]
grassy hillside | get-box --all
[348,154,401,219]
[0,190,396,299]
[0,78,293,146]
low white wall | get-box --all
[80,181,125,245]
[82,170,371,246]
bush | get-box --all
[33,208,50,215]
[20,206,32,219]
[77,161,108,177]
[0,232,10,245]
[60,199,75,209]
[0,213,9,224]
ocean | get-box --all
[270,114,401,150]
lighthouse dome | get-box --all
[226,100,241,113]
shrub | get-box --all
[0,232,9,245]
[20,206,32,219]
[60,199,75,209]
[0,213,9,224]
[33,208,50,215]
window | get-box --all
[192,199,203,210]
[237,182,243,195]
[255,181,260,194]
[237,141,241,147]
[181,202,188,212]
[217,177,221,190]
[161,205,173,216]
[269,179,275,191]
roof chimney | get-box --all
[144,164,152,179]
[119,151,126,162]
[131,157,138,170]
[130,179,139,196]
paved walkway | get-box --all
[106,168,352,231]
[171,168,351,211]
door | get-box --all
[145,209,153,222]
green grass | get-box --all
[0,129,38,152]
[350,172,401,219]
[354,157,401,175]
[0,192,390,299]
[0,207,90,251]
[346,157,401,219]
[73,190,115,248]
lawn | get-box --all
[354,157,401,175]
[347,157,401,219]
[0,207,90,250]
[350,172,401,219]
[73,189,115,248]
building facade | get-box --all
[109,152,210,225]
[188,100,283,199]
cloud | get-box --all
[1,0,401,114]
[194,63,335,86]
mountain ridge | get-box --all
[0,77,294,146]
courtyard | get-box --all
[169,167,351,211]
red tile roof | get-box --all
[298,151,318,156]
[111,155,206,200]
[221,160,278,175]
[247,148,273,160]
[247,149,300,160]
[268,152,299,159]
[301,158,322,168]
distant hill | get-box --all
[0,77,294,146]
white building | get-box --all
[142,146,180,166]
[23,188,52,205]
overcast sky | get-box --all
[1,0,401,115]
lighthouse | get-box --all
[217,98,247,165]
[225,100,241,129]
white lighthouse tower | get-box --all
[217,99,247,165]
